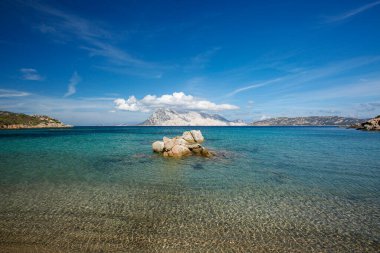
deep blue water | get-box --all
[0,126,379,252]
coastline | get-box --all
[0,111,71,130]
[129,124,348,127]
[0,124,72,130]
[1,125,360,129]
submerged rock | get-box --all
[152,130,213,158]
[200,147,213,158]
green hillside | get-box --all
[0,111,66,128]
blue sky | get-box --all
[0,0,380,125]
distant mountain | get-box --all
[250,116,364,126]
[0,111,70,129]
[140,108,247,126]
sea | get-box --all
[0,126,379,252]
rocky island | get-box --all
[152,130,213,157]
[0,111,70,129]
[140,108,246,126]
[349,115,380,131]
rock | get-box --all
[182,131,195,143]
[174,137,188,146]
[191,146,203,155]
[182,130,204,143]
[163,137,175,150]
[163,150,174,157]
[152,130,213,158]
[190,130,204,143]
[187,143,202,150]
[152,141,164,153]
[350,115,380,131]
[200,147,213,157]
[171,145,191,157]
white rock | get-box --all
[182,131,195,143]
[163,137,175,150]
[152,141,164,153]
[152,130,212,157]
[171,145,191,157]
[186,143,202,149]
[190,130,204,143]
[174,137,188,146]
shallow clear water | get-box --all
[0,126,379,252]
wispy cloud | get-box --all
[64,72,80,97]
[25,1,166,77]
[227,56,380,97]
[246,100,255,109]
[20,68,44,81]
[114,92,239,112]
[0,89,30,97]
[226,77,285,97]
[325,1,380,23]
[249,78,380,118]
[184,47,221,71]
[282,79,380,103]
[358,102,380,112]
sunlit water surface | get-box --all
[0,126,379,252]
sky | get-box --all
[0,0,380,125]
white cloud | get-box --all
[114,97,145,112]
[0,89,30,97]
[20,68,44,81]
[64,72,80,97]
[114,92,239,112]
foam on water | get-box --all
[0,126,379,252]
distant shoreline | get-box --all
[133,125,349,127]
[0,125,355,129]
[0,125,72,130]
[0,111,71,130]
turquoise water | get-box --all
[0,126,379,252]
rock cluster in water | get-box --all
[152,130,213,157]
